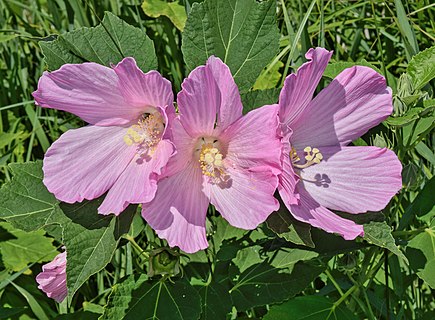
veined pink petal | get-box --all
[290,66,392,149]
[288,188,364,240]
[43,125,135,203]
[33,62,140,126]
[177,66,218,137]
[177,56,243,137]
[222,104,281,172]
[278,137,299,206]
[279,47,332,129]
[142,163,209,253]
[98,140,175,215]
[206,56,243,130]
[114,58,175,116]
[299,146,402,214]
[36,251,67,302]
[208,166,279,229]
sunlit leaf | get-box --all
[182,0,280,92]
[142,0,187,31]
[406,221,435,289]
[40,12,157,72]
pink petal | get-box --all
[279,47,332,129]
[278,136,299,206]
[221,104,281,173]
[33,62,141,126]
[142,163,209,253]
[160,118,197,178]
[113,58,175,115]
[299,146,402,214]
[206,56,243,130]
[208,166,279,229]
[177,56,243,137]
[98,139,175,215]
[36,251,67,302]
[290,66,393,149]
[43,125,135,203]
[288,187,364,240]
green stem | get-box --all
[325,269,344,296]
[126,236,149,259]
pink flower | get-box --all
[33,58,175,215]
[36,251,67,302]
[142,57,282,253]
[278,47,402,239]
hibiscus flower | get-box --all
[36,251,67,302]
[277,47,402,239]
[142,57,282,253]
[33,58,175,215]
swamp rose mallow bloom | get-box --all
[36,251,67,302]
[142,57,282,253]
[33,58,175,215]
[277,47,402,239]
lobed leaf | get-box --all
[61,200,136,303]
[182,0,280,92]
[406,221,435,289]
[0,161,65,232]
[40,12,157,72]
[102,276,201,320]
[264,295,358,320]
[229,261,324,311]
[407,45,435,90]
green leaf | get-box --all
[210,216,245,254]
[142,0,187,31]
[0,33,18,43]
[0,307,27,319]
[182,0,280,92]
[364,221,408,263]
[323,59,382,79]
[415,142,435,167]
[40,12,157,72]
[229,261,324,311]
[413,177,435,223]
[232,245,264,273]
[240,88,280,114]
[253,61,284,90]
[406,221,435,289]
[9,282,50,320]
[394,0,419,59]
[402,115,435,147]
[102,276,201,320]
[197,281,232,320]
[0,161,64,232]
[264,296,358,320]
[61,200,136,303]
[385,107,425,126]
[270,249,318,270]
[407,46,435,90]
[266,206,315,247]
[0,222,57,272]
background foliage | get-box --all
[0,0,434,319]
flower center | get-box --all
[123,112,164,153]
[196,138,230,184]
[292,146,323,169]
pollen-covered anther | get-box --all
[199,144,226,180]
[123,113,164,150]
[292,146,323,169]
